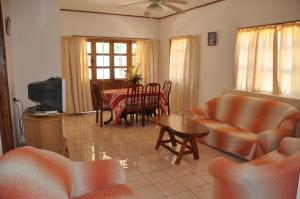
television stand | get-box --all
[23,112,68,156]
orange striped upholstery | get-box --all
[191,94,299,160]
[209,137,300,199]
[0,147,135,199]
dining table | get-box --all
[102,88,168,125]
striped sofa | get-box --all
[0,147,135,199]
[209,137,300,199]
[190,94,299,160]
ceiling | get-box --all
[60,0,222,18]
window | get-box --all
[235,22,300,97]
[86,39,136,81]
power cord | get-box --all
[13,98,30,146]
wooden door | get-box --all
[0,2,14,153]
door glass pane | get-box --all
[114,56,127,66]
[132,43,136,54]
[132,55,136,67]
[96,55,110,67]
[96,42,110,54]
[87,42,91,54]
[96,68,110,80]
[88,68,92,80]
[114,68,127,79]
[88,55,91,66]
[114,43,127,54]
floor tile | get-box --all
[176,174,207,189]
[155,180,187,196]
[133,185,165,199]
[126,174,151,189]
[144,170,172,184]
[167,190,199,199]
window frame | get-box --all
[87,38,136,81]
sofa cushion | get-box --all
[197,119,258,159]
[215,94,298,133]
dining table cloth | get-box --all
[102,88,167,125]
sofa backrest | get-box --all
[0,147,73,199]
[214,94,299,133]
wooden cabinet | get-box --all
[23,113,68,156]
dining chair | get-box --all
[163,80,172,115]
[123,84,144,128]
[143,83,161,122]
[91,82,112,127]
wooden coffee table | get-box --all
[153,115,209,164]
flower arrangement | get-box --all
[128,65,143,84]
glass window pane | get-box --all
[114,56,127,66]
[96,68,110,80]
[96,55,110,67]
[87,42,91,54]
[132,55,136,66]
[96,42,110,54]
[114,68,127,79]
[132,43,136,54]
[88,68,92,80]
[114,43,127,54]
[88,55,91,66]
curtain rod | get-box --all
[170,35,194,39]
[72,35,152,40]
[238,19,300,30]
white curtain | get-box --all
[278,24,300,97]
[235,29,258,91]
[61,37,93,114]
[135,39,159,84]
[235,27,276,94]
[169,36,200,113]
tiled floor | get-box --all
[64,113,244,199]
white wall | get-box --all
[61,11,157,39]
[10,0,61,108]
[159,0,300,104]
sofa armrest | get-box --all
[71,160,126,197]
[278,137,300,155]
[189,106,210,120]
[209,157,299,199]
[257,127,293,155]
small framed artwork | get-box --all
[208,32,217,46]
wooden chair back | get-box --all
[125,84,144,112]
[91,82,104,109]
[163,80,172,104]
[144,83,161,110]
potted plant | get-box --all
[128,65,143,84]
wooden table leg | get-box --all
[168,132,177,147]
[155,127,165,150]
[190,138,199,160]
[175,138,188,164]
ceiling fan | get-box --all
[120,0,188,16]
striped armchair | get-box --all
[0,147,135,199]
[209,137,300,199]
[190,94,299,160]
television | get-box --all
[28,77,66,113]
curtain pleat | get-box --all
[61,37,93,114]
[135,39,160,84]
[169,36,200,113]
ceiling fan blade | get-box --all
[160,0,187,4]
[120,1,149,8]
[161,2,185,13]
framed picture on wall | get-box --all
[208,32,217,46]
